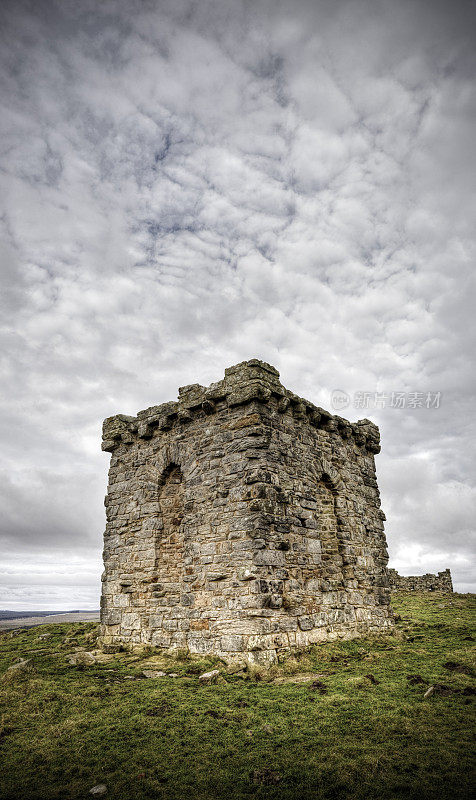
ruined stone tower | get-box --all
[100,360,393,663]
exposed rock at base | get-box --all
[66,651,96,666]
[142,669,166,678]
[5,658,31,674]
[198,669,220,684]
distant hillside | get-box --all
[0,610,99,621]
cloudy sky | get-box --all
[1,0,475,609]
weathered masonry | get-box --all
[388,568,453,593]
[100,360,393,663]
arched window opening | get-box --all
[316,476,344,590]
[155,464,184,578]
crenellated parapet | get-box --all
[102,359,381,455]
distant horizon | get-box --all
[2,569,474,614]
[0,608,100,616]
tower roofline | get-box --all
[102,359,380,455]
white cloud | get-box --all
[0,0,474,604]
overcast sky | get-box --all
[1,0,475,609]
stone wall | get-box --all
[388,568,453,593]
[99,359,393,664]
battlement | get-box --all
[102,359,381,455]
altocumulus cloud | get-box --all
[0,0,475,608]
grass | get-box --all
[0,592,475,800]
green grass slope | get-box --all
[0,592,475,800]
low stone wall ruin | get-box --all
[388,568,453,593]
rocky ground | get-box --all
[0,592,474,800]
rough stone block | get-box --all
[253,550,285,567]
[220,635,245,652]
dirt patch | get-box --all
[273,672,329,685]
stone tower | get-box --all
[99,360,393,664]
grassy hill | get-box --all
[0,592,475,800]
